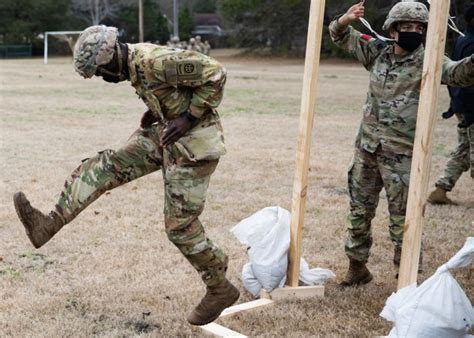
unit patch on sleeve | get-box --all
[177,60,202,80]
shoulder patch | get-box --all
[360,34,374,41]
[162,59,203,86]
[177,60,202,80]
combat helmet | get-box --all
[73,25,118,78]
[382,1,429,31]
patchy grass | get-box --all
[0,52,472,337]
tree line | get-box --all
[0,0,471,57]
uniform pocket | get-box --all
[174,120,226,162]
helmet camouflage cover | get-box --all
[73,25,118,78]
[382,1,429,31]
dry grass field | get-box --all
[0,50,472,337]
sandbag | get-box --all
[380,237,474,337]
[232,206,335,297]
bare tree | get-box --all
[71,0,121,25]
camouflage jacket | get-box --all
[127,43,227,161]
[329,20,474,156]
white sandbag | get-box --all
[232,207,290,295]
[380,237,474,338]
[232,206,335,297]
[299,258,336,286]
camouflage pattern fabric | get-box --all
[346,147,409,262]
[329,20,474,157]
[435,114,474,191]
[57,42,229,287]
[74,25,118,79]
[56,118,228,286]
[382,1,429,31]
[329,18,474,262]
[128,43,227,121]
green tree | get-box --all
[179,7,194,40]
[218,0,310,55]
[0,0,84,54]
[117,0,170,43]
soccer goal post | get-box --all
[44,31,82,64]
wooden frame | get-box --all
[397,0,451,290]
[199,0,327,335]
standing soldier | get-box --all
[195,35,206,54]
[167,36,181,48]
[428,4,474,205]
[329,1,474,287]
[188,37,203,53]
[204,41,212,56]
[13,25,239,325]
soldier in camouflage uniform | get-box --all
[428,4,474,205]
[167,36,181,49]
[13,25,239,325]
[188,37,203,53]
[329,1,474,287]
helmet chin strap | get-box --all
[96,42,126,80]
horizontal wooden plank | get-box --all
[262,285,325,301]
[200,323,247,337]
[220,298,274,318]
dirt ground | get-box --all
[0,51,472,337]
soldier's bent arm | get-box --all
[160,50,227,118]
[329,18,384,70]
[441,54,474,87]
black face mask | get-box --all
[396,31,423,52]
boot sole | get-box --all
[338,273,373,288]
[13,192,42,248]
[427,198,457,205]
[187,287,240,326]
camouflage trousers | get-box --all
[346,146,411,262]
[435,115,474,191]
[54,125,228,287]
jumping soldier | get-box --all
[329,1,474,287]
[428,4,474,205]
[13,25,239,325]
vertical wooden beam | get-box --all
[397,0,451,290]
[287,0,326,287]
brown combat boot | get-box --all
[187,279,240,326]
[13,192,66,248]
[427,187,457,205]
[339,258,373,288]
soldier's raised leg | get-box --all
[340,148,382,287]
[14,127,163,248]
[162,150,238,325]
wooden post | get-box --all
[287,0,326,287]
[397,0,451,290]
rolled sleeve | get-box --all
[442,55,474,87]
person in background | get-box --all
[427,4,474,205]
[329,1,474,287]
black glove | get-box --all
[442,108,455,120]
[160,111,197,147]
[140,109,159,129]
